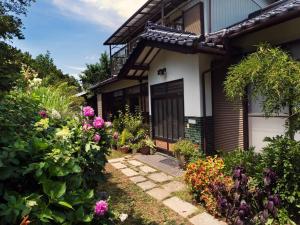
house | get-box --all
[91,0,300,154]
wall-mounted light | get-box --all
[157,68,167,76]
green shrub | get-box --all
[0,101,113,224]
[260,136,300,219]
[173,139,202,162]
[118,129,134,147]
[221,148,263,177]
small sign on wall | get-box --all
[188,119,196,125]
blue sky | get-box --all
[12,0,146,79]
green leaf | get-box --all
[42,180,66,200]
[58,201,73,210]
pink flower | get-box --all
[93,117,105,129]
[93,133,101,143]
[83,106,94,117]
[94,200,108,216]
[113,132,119,140]
[38,110,47,118]
[82,123,92,131]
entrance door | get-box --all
[151,80,184,151]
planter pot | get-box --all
[139,146,151,155]
[175,152,187,169]
[119,146,131,154]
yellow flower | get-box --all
[34,118,49,131]
[55,126,71,140]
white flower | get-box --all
[50,109,61,119]
[119,213,128,222]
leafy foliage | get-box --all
[31,82,84,118]
[0,91,113,224]
[260,136,300,218]
[221,148,263,178]
[173,139,202,163]
[224,44,300,138]
[80,52,111,89]
[185,156,233,215]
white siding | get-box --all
[148,50,213,117]
[211,0,265,32]
[148,50,201,117]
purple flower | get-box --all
[38,110,47,118]
[263,169,277,187]
[93,117,105,129]
[83,123,92,131]
[93,133,101,143]
[83,106,95,117]
[94,200,108,216]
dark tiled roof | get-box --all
[140,22,200,47]
[206,0,300,44]
[140,22,224,49]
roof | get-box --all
[90,75,119,90]
[140,22,224,49]
[104,0,184,45]
[206,0,300,44]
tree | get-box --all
[0,0,35,40]
[32,51,80,88]
[224,44,300,139]
[80,52,111,89]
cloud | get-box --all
[51,0,147,29]
[66,65,86,71]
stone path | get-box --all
[108,155,226,225]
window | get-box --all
[151,80,184,141]
[184,3,204,35]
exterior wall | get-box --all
[97,94,103,117]
[148,50,202,117]
[211,0,268,32]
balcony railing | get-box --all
[111,36,139,76]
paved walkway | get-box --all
[108,154,226,225]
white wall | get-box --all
[249,116,300,151]
[148,50,213,118]
[99,80,146,93]
[97,94,103,117]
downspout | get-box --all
[208,0,212,33]
[201,68,211,155]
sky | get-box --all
[12,0,146,79]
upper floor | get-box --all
[105,0,277,75]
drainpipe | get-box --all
[201,68,211,155]
[208,0,212,33]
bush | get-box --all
[0,103,114,224]
[185,156,233,215]
[221,148,263,178]
[173,139,202,163]
[260,136,300,219]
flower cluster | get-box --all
[94,200,109,216]
[82,106,109,144]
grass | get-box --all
[98,164,192,225]
[108,149,129,160]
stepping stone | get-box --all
[108,157,125,163]
[129,176,147,184]
[128,160,144,167]
[148,172,173,183]
[162,181,186,193]
[111,162,127,169]
[163,197,198,218]
[189,212,227,225]
[137,180,156,191]
[146,188,171,201]
[120,168,139,177]
[139,165,157,173]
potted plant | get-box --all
[117,129,133,153]
[139,137,156,155]
[173,139,201,168]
